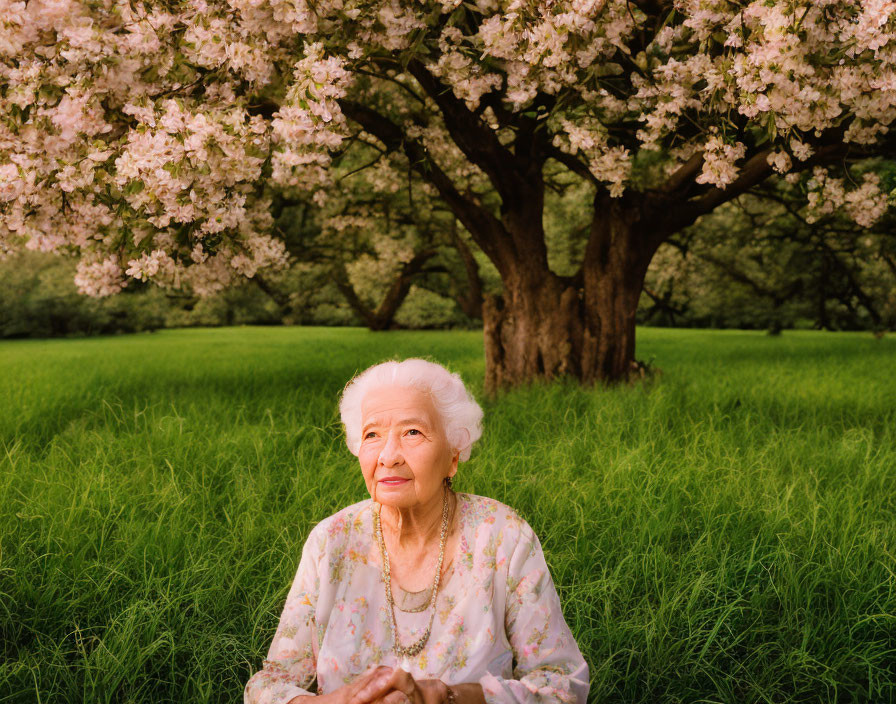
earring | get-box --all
[444,475,453,489]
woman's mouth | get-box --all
[379,477,410,486]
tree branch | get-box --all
[815,239,882,325]
[334,249,439,330]
[355,66,427,106]
[253,273,291,310]
[695,250,796,301]
[338,98,515,274]
[405,60,538,206]
[659,151,704,196]
[678,147,775,223]
[334,269,377,329]
[882,251,896,279]
[546,146,602,188]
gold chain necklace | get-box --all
[373,487,450,658]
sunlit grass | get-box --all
[1,327,894,703]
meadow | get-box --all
[1,326,894,704]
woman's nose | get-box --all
[378,433,403,466]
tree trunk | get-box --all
[483,271,583,392]
[335,250,436,331]
[581,193,659,384]
[483,194,659,392]
[816,253,829,330]
[449,219,483,320]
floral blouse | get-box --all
[244,493,589,704]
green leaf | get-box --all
[124,180,145,196]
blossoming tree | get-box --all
[2,0,895,388]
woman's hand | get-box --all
[349,666,448,704]
[306,667,391,704]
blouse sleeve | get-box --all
[478,522,590,704]
[244,526,323,704]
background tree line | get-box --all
[5,166,894,339]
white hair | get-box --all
[339,358,483,462]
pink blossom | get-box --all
[696,136,746,189]
[74,256,126,297]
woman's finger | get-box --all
[387,667,416,693]
[358,667,418,704]
[382,668,419,704]
[350,667,397,704]
[352,666,391,694]
[378,691,412,704]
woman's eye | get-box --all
[364,431,376,439]
[406,429,421,436]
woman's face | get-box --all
[358,385,458,510]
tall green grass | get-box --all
[1,327,894,703]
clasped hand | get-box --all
[337,665,447,704]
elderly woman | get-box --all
[244,359,589,704]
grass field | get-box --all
[1,326,894,704]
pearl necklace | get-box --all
[373,488,450,658]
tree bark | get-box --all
[483,193,660,392]
[483,271,583,392]
[581,192,660,384]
